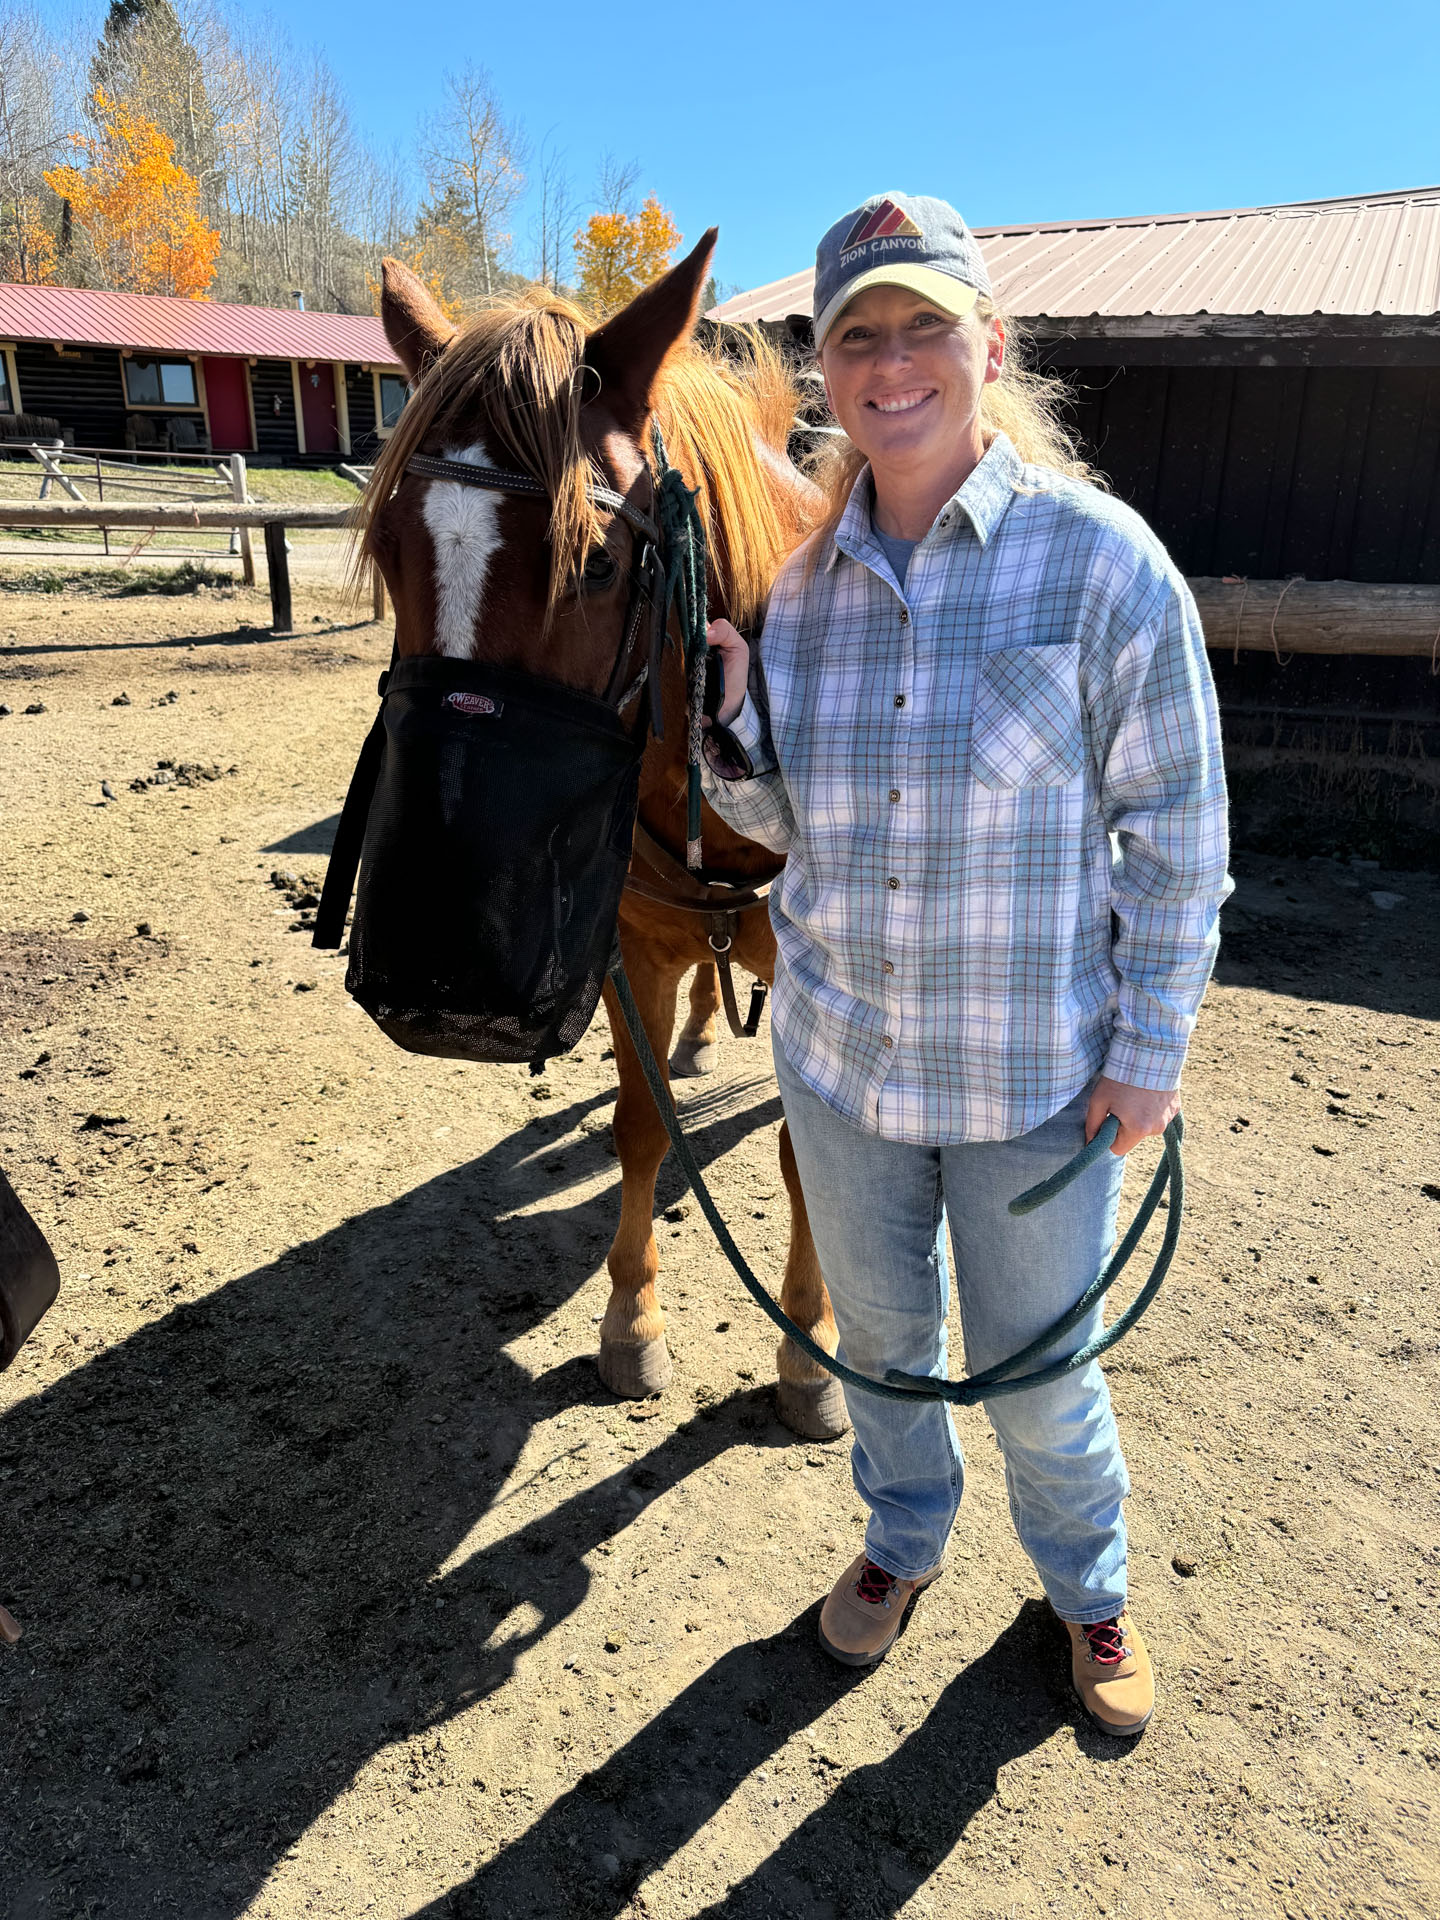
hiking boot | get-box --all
[1061,1608,1154,1737]
[818,1552,941,1668]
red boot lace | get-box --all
[854,1560,898,1605]
[1081,1618,1129,1665]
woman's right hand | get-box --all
[705,618,749,726]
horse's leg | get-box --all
[670,962,721,1079]
[721,907,849,1441]
[596,960,682,1397]
[774,1118,850,1440]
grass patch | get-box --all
[0,560,236,597]
[0,461,362,508]
[243,466,363,505]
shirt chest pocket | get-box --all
[969,643,1084,789]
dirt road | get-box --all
[1,578,1437,1920]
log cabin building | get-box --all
[0,282,406,464]
[711,187,1440,858]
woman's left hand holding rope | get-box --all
[1085,1077,1182,1156]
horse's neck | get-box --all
[756,434,823,521]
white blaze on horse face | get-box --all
[421,441,504,659]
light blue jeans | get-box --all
[774,1043,1130,1624]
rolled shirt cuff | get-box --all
[708,692,775,779]
[1100,1032,1188,1093]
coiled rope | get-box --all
[610,962,1184,1405]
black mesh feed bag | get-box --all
[314,655,644,1069]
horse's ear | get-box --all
[585,228,718,434]
[380,256,458,381]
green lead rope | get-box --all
[609,959,1184,1405]
[650,426,710,869]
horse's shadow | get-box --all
[0,1082,782,1918]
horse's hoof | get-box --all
[597,1336,673,1398]
[775,1375,850,1440]
[670,1038,719,1078]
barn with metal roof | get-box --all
[714,188,1440,859]
[0,282,404,464]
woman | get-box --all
[701,191,1230,1737]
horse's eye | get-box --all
[581,547,618,591]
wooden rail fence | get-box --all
[0,500,383,630]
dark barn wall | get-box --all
[251,359,299,460]
[1059,363,1440,584]
[345,366,379,460]
[13,341,128,447]
[1050,358,1440,862]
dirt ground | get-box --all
[0,577,1437,1920]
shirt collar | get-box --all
[826,431,1023,572]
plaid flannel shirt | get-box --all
[700,432,1231,1144]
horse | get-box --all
[357,231,848,1441]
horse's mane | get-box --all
[357,285,812,631]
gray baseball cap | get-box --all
[812,191,993,348]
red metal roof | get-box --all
[0,281,400,364]
[709,187,1440,326]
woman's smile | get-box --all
[866,387,937,414]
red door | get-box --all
[299,362,338,454]
[202,357,252,450]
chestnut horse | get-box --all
[359,232,847,1440]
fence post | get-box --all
[229,455,255,587]
[264,521,292,632]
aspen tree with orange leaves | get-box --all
[574,194,681,318]
[0,200,58,283]
[44,88,220,298]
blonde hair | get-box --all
[357,290,813,632]
[802,296,1103,562]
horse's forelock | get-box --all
[358,294,813,633]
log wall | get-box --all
[1058,362,1440,585]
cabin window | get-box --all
[0,351,12,413]
[124,357,198,408]
[377,372,409,432]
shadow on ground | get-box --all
[408,1598,1076,1920]
[264,814,341,856]
[0,620,376,659]
[0,1081,790,1918]
[1214,860,1439,1023]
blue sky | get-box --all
[47,0,1440,294]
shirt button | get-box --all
[881,1035,894,1049]
[889,788,901,803]
[898,610,909,625]
[893,694,906,709]
[882,960,895,975]
[887,876,899,889]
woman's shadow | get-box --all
[411,1598,1075,1920]
[0,1082,781,1919]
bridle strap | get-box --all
[405,451,665,720]
[405,453,662,544]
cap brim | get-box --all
[814,265,981,348]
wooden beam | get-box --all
[263,522,292,633]
[228,453,255,587]
[1025,313,1440,345]
[1191,577,1440,659]
[0,502,349,528]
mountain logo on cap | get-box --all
[841,199,923,251]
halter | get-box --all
[404,428,714,866]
